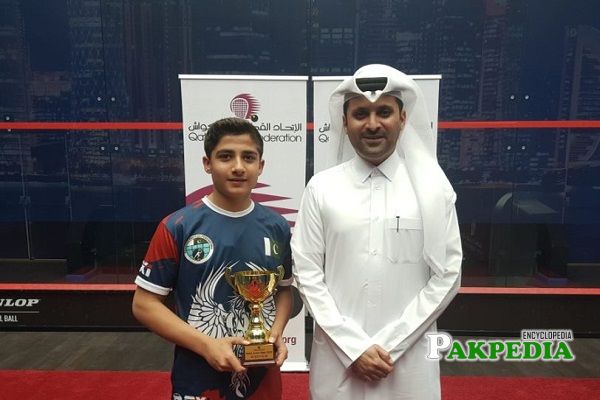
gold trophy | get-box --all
[224,266,284,366]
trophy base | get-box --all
[241,343,276,366]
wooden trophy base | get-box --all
[241,343,276,366]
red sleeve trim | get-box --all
[145,222,179,265]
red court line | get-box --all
[459,287,600,295]
[438,120,600,129]
[0,122,182,130]
[1,283,599,294]
[2,120,600,131]
[0,283,136,291]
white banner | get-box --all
[313,75,441,174]
[179,74,308,371]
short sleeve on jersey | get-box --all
[135,221,179,295]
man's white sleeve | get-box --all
[292,181,373,368]
[372,200,462,362]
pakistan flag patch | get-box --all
[264,237,282,260]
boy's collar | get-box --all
[202,195,255,218]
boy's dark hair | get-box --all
[204,117,263,157]
[343,96,404,116]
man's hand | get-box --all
[351,345,394,382]
[269,332,289,367]
[201,336,249,373]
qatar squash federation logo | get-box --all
[230,93,260,121]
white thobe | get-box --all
[291,152,462,400]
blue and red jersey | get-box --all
[135,197,292,400]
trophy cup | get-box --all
[224,265,284,366]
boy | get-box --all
[133,117,293,400]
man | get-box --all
[132,117,293,399]
[292,64,462,399]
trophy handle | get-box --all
[224,266,235,289]
[275,265,284,284]
[269,265,284,297]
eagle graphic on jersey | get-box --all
[187,261,276,398]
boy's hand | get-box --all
[268,332,288,367]
[202,336,249,373]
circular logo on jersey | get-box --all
[184,234,214,264]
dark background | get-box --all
[1,0,599,287]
